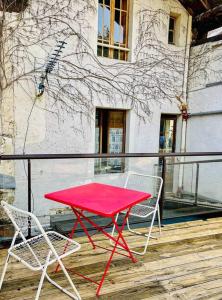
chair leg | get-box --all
[0,253,10,290]
[142,213,156,254]
[128,212,157,256]
[53,258,81,300]
[0,231,18,290]
[35,251,51,300]
[157,204,161,235]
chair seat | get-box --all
[122,204,155,218]
[9,231,80,271]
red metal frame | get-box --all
[55,206,137,296]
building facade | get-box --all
[1,0,221,222]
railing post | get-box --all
[194,163,199,206]
[160,156,166,221]
[28,159,32,238]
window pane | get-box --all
[159,118,176,153]
[103,6,111,41]
[97,45,102,56]
[122,0,127,10]
[108,111,125,153]
[114,10,120,43]
[120,11,127,44]
[114,49,119,59]
[120,50,126,60]
[97,0,129,60]
[168,31,174,44]
[95,110,101,153]
[103,47,109,57]
[98,4,103,40]
[169,17,175,30]
[115,0,120,9]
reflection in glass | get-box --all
[98,4,103,40]
[103,6,111,41]
[114,10,120,43]
[159,117,176,153]
[122,0,127,11]
[120,11,127,44]
[97,0,128,61]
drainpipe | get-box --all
[177,12,192,196]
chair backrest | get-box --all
[125,171,163,208]
[1,201,44,237]
[1,201,57,267]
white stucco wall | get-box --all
[185,40,222,202]
[7,0,191,220]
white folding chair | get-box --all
[0,201,81,300]
[111,172,163,255]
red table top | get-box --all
[45,183,151,217]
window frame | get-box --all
[168,16,176,45]
[97,0,130,61]
[95,108,126,174]
[159,114,177,153]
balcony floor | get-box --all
[1,217,222,299]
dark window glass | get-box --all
[168,31,174,44]
[168,16,176,44]
[114,10,120,43]
[103,47,109,57]
[120,50,126,60]
[169,17,175,30]
[114,49,119,59]
[97,46,102,56]
[115,0,120,9]
[120,11,127,44]
[122,0,127,10]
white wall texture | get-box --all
[2,0,192,220]
[185,40,222,202]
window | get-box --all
[95,108,126,174]
[168,16,176,44]
[0,0,28,12]
[97,0,129,61]
[159,114,177,153]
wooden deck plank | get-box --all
[1,218,222,299]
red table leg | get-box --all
[72,208,96,249]
[73,209,131,251]
[96,209,136,296]
[60,208,137,296]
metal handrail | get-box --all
[166,158,222,166]
[0,152,222,160]
[1,151,222,237]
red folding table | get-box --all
[45,182,151,296]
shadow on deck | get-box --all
[1,217,222,299]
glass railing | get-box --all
[0,152,222,240]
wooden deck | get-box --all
[1,217,222,300]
